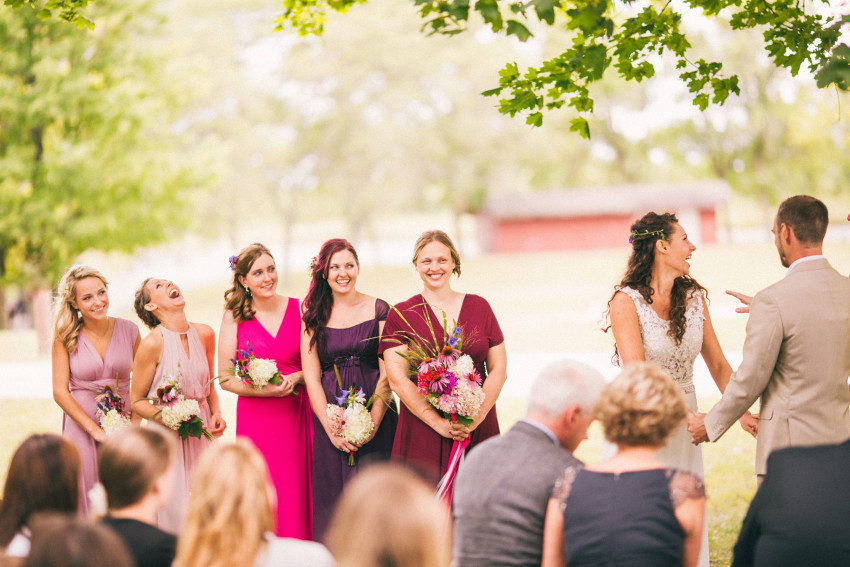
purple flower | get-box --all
[229,255,238,271]
[447,326,462,348]
[335,392,348,406]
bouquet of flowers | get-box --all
[386,307,486,502]
[230,341,285,390]
[146,376,213,441]
[94,375,131,436]
[326,366,375,466]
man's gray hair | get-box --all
[526,359,607,418]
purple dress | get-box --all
[312,298,398,541]
[146,325,213,534]
[236,297,313,540]
[65,317,138,517]
[379,294,504,482]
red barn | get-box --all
[477,181,730,253]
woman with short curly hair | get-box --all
[542,363,706,567]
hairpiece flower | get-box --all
[229,255,238,271]
[309,256,318,275]
[629,229,665,244]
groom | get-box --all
[688,195,850,480]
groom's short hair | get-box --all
[777,195,828,246]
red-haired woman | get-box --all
[301,238,397,541]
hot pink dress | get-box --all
[236,297,313,540]
[65,317,138,517]
[146,325,213,534]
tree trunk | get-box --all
[0,282,8,330]
[32,287,52,356]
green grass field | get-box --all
[3,240,845,565]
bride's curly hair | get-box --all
[604,212,706,350]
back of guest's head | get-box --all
[597,362,688,447]
[98,426,175,511]
[174,440,273,567]
[0,434,80,548]
[776,195,828,246]
[22,513,133,567]
[526,359,607,418]
[327,464,450,567]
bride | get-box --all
[606,211,757,567]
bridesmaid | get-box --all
[217,243,313,540]
[51,265,140,516]
[131,277,227,534]
[379,230,507,481]
[301,238,398,541]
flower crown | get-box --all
[228,255,238,271]
[629,229,665,243]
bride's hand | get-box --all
[738,412,758,438]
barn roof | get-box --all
[483,181,730,220]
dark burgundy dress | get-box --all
[312,298,398,541]
[379,293,504,482]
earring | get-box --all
[244,285,252,297]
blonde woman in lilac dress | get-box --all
[131,278,227,533]
[52,265,140,517]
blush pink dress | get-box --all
[236,297,313,540]
[65,317,138,517]
[146,324,213,534]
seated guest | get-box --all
[23,513,133,567]
[542,362,706,567]
[326,464,450,567]
[0,434,80,558]
[98,426,177,567]
[732,439,850,567]
[173,440,334,567]
[452,359,606,567]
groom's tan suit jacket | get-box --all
[705,257,850,475]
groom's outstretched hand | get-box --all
[726,290,753,313]
[687,412,709,445]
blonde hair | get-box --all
[53,265,109,353]
[173,440,273,567]
[98,426,175,510]
[596,362,688,447]
[326,464,451,567]
[412,230,461,277]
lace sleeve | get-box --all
[667,470,706,508]
[551,466,580,512]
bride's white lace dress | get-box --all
[618,286,710,567]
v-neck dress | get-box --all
[236,296,313,540]
[379,294,504,482]
[65,317,138,517]
[147,324,213,534]
[311,298,398,542]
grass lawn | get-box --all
[0,395,755,566]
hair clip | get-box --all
[629,229,665,243]
[229,255,238,271]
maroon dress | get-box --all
[379,293,504,482]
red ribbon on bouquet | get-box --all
[436,415,470,505]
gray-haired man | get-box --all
[452,360,606,567]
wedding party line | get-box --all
[2,194,849,567]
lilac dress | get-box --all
[65,317,138,517]
[146,325,213,534]
[312,298,397,542]
[236,297,313,540]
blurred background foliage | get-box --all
[1,0,849,322]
